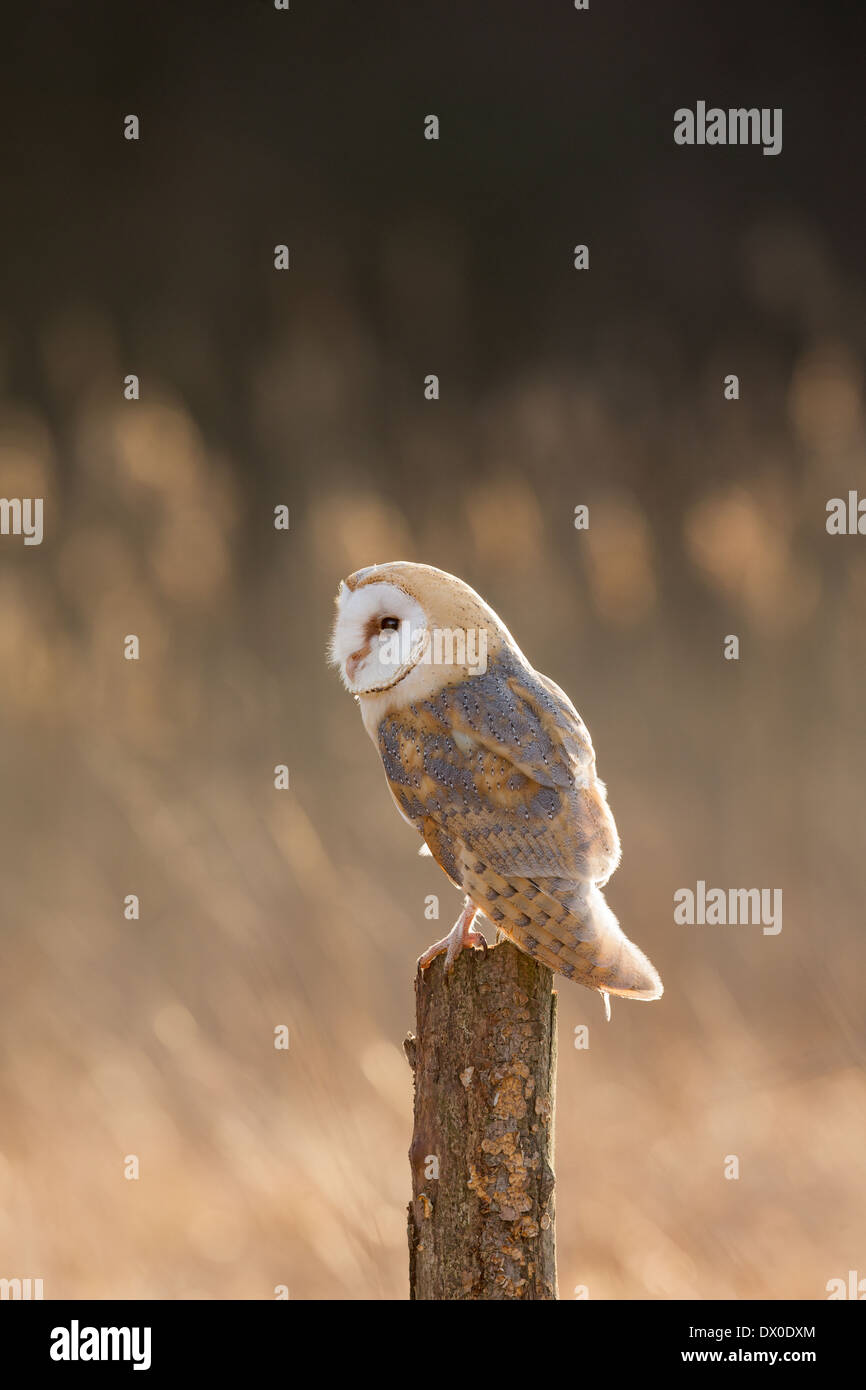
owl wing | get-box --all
[379,658,620,884]
[378,659,661,999]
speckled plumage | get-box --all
[330,561,663,1005]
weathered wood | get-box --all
[405,939,558,1300]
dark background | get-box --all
[0,1,863,1299]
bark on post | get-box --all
[405,939,558,1300]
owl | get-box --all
[329,561,663,1012]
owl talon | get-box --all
[419,899,485,974]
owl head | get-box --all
[329,561,517,700]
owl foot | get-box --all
[418,900,488,974]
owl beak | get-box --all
[345,648,365,682]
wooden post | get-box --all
[405,939,558,1300]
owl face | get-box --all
[330,561,514,705]
[329,577,429,695]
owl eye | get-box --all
[380,616,400,631]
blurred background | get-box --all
[0,0,864,1299]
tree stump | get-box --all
[405,939,558,1299]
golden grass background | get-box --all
[1,296,864,1297]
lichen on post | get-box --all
[405,939,558,1299]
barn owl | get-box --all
[329,561,663,1012]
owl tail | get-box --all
[464,862,663,1002]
